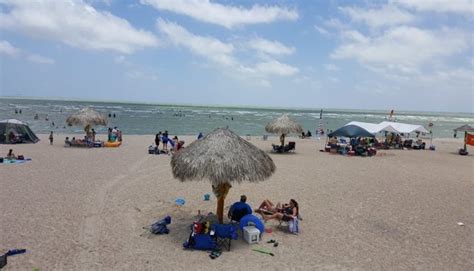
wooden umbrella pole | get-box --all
[216,183,228,224]
[464,131,467,151]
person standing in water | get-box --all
[49,131,54,145]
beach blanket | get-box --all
[1,158,32,164]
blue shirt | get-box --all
[229,201,252,216]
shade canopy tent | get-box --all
[171,128,275,223]
[328,125,375,138]
[379,121,429,134]
[0,119,39,144]
[345,121,395,134]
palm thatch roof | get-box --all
[66,107,107,128]
[171,128,275,186]
[265,114,303,135]
[454,124,474,132]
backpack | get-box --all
[149,216,171,234]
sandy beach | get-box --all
[1,134,473,270]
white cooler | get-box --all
[243,226,260,244]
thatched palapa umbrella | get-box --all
[66,107,107,133]
[171,128,276,223]
[265,114,303,146]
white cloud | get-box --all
[142,0,298,28]
[125,70,158,81]
[27,54,55,64]
[325,64,339,71]
[0,0,158,53]
[339,5,415,28]
[156,18,236,66]
[341,30,369,43]
[331,26,470,73]
[156,19,299,83]
[0,40,20,56]
[314,25,329,36]
[250,60,299,76]
[248,37,295,56]
[392,0,474,15]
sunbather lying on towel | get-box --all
[256,199,299,222]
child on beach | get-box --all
[6,149,16,159]
[49,131,54,145]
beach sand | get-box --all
[1,134,473,270]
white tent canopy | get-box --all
[344,121,428,135]
[345,121,388,134]
[379,121,429,134]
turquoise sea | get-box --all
[1,98,472,138]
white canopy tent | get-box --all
[344,121,428,135]
[379,121,429,134]
[345,121,396,134]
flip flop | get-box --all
[267,239,276,244]
[209,250,221,259]
[273,242,279,247]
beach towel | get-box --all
[1,158,32,164]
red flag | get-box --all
[465,133,474,146]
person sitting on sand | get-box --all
[257,199,299,223]
[6,149,16,159]
[228,195,252,222]
[65,137,71,147]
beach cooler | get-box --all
[243,226,260,244]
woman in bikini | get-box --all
[257,199,299,222]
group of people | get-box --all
[327,136,378,156]
[107,127,121,142]
[300,130,312,138]
[228,195,299,225]
[153,130,185,155]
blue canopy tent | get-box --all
[328,125,375,138]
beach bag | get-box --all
[149,216,171,234]
[17,155,24,160]
[183,234,217,251]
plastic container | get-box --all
[243,226,260,244]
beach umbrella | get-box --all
[328,125,375,138]
[171,128,276,223]
[454,124,474,132]
[66,107,107,133]
[265,114,303,146]
[453,125,474,152]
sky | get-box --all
[0,0,473,112]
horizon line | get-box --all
[1,95,472,115]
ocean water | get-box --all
[0,98,472,138]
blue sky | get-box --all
[0,0,472,112]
